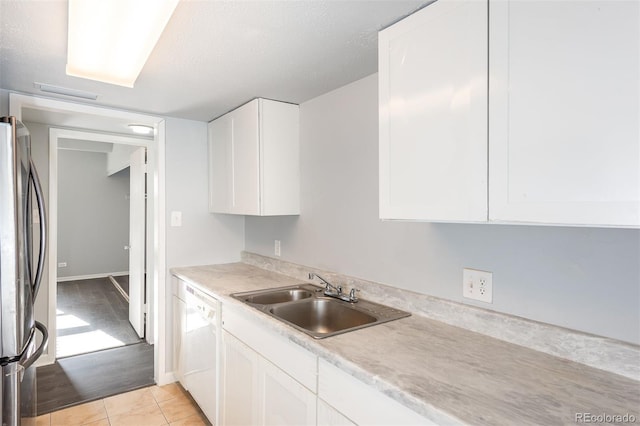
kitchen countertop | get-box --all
[172,262,640,425]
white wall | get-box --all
[107,144,138,176]
[244,73,640,345]
[57,149,130,278]
[164,116,245,372]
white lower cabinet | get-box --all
[258,355,317,425]
[221,331,259,426]
[172,296,436,426]
[221,306,317,426]
[317,399,356,426]
[318,360,434,426]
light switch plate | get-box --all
[170,211,182,227]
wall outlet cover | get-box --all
[463,268,492,303]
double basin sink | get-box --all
[231,284,410,339]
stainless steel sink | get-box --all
[241,288,314,305]
[231,284,410,339]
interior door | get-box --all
[129,147,146,338]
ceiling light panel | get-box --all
[66,0,179,88]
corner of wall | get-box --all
[0,89,10,116]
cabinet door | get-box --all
[230,100,261,215]
[259,99,300,216]
[209,115,233,213]
[489,0,640,227]
[221,331,259,426]
[258,357,316,426]
[317,399,356,426]
[379,0,488,222]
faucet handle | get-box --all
[348,288,360,302]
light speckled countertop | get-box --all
[172,262,640,425]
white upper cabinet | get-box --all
[379,0,489,222]
[380,0,639,228]
[209,98,300,216]
[489,0,639,227]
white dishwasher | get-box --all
[184,283,220,425]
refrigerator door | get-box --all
[0,117,36,359]
[1,322,48,426]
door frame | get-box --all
[50,128,148,345]
[10,93,171,385]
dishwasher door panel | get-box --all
[184,286,220,425]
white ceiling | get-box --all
[1,0,429,126]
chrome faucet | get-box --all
[308,272,359,303]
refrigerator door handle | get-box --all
[29,158,47,299]
[20,321,48,371]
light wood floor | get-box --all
[36,383,210,426]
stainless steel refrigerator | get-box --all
[0,116,48,426]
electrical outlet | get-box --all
[58,262,67,268]
[463,268,492,303]
[274,240,281,257]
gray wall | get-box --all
[245,73,640,345]
[165,116,245,269]
[164,116,245,373]
[57,149,130,278]
[0,89,8,115]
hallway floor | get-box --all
[57,277,141,358]
[35,383,210,426]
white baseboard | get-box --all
[156,371,176,387]
[57,271,129,282]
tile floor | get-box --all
[36,383,210,426]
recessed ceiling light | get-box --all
[128,124,155,135]
[66,0,180,87]
[34,82,98,100]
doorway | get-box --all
[54,140,146,358]
[10,92,172,388]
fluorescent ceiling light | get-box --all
[66,0,179,88]
[34,82,98,100]
[128,124,154,135]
